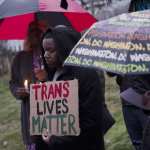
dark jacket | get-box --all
[131,75,150,95]
[142,117,150,150]
[97,71,115,134]
[9,51,36,144]
[46,67,105,150]
[107,72,150,104]
[107,72,136,106]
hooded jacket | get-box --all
[46,66,105,150]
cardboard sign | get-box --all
[30,79,80,136]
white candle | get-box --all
[24,80,28,90]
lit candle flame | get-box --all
[24,80,28,90]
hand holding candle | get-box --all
[15,80,29,99]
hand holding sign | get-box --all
[42,128,51,144]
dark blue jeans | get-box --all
[142,116,150,150]
[122,104,148,150]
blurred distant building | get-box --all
[7,40,24,51]
[78,0,131,19]
[80,0,112,15]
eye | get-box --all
[51,49,56,53]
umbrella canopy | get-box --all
[0,0,96,40]
[64,10,150,75]
[0,0,86,19]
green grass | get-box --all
[105,76,133,150]
[0,74,133,150]
[0,75,25,150]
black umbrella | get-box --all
[65,10,150,75]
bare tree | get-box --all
[0,40,15,76]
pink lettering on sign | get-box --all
[32,81,70,101]
[32,84,41,100]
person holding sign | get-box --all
[9,21,48,150]
[34,25,105,150]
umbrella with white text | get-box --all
[64,10,150,75]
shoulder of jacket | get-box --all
[73,67,98,80]
[15,50,32,58]
[15,51,25,57]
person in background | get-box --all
[129,0,150,12]
[36,25,105,150]
[108,2,150,150]
[132,75,150,150]
[107,72,149,150]
[9,20,48,150]
[122,2,150,150]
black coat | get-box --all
[131,75,150,94]
[9,51,37,144]
[46,67,105,150]
[107,72,150,99]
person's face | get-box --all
[42,38,58,68]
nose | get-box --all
[44,51,50,59]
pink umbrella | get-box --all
[0,0,96,40]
